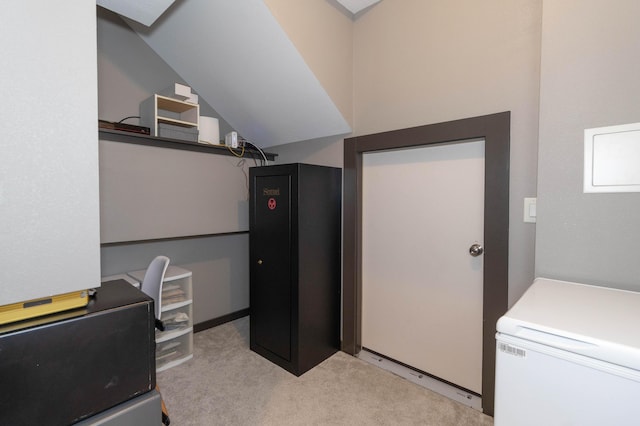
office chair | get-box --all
[140,255,170,331]
[139,255,172,425]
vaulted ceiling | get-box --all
[99,0,358,148]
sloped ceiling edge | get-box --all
[126,0,351,148]
[96,0,176,27]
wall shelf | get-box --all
[100,230,249,248]
[99,129,278,161]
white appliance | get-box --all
[494,277,640,425]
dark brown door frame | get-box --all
[342,111,510,416]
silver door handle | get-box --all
[469,243,484,257]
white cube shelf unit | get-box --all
[127,265,194,372]
[140,94,199,139]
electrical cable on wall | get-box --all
[117,115,141,123]
[239,136,269,166]
[234,158,250,200]
[226,144,245,158]
[245,150,261,167]
[224,134,269,167]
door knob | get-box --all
[469,243,484,257]
[257,259,263,265]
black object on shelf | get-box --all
[249,163,342,376]
[0,280,156,426]
[99,119,151,135]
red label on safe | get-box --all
[268,198,276,210]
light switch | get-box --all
[524,197,536,223]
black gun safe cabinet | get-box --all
[249,163,341,376]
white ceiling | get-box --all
[96,0,175,27]
[123,0,351,148]
[335,0,381,15]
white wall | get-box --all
[265,0,354,128]
[535,0,640,289]
[273,0,542,305]
[265,0,352,168]
[0,1,100,304]
[355,0,542,305]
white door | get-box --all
[362,139,485,394]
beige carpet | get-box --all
[157,317,493,426]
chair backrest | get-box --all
[140,255,170,320]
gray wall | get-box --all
[271,135,345,168]
[99,140,250,243]
[97,8,233,136]
[97,7,249,324]
[1,1,100,304]
[535,0,640,290]
[101,234,248,325]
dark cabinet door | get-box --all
[250,163,340,376]
[250,174,292,361]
